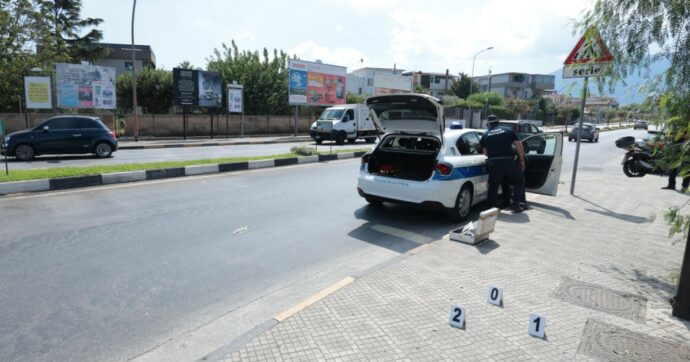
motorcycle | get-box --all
[615,136,666,177]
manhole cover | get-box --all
[551,277,647,321]
[578,319,690,361]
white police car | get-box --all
[357,94,563,221]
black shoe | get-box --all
[519,202,531,210]
[509,204,523,213]
[497,202,510,209]
[661,185,676,190]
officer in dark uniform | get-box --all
[480,115,526,213]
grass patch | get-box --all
[666,269,680,284]
[0,148,369,183]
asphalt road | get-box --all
[4,141,371,170]
[0,128,642,361]
[0,158,461,362]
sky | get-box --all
[81,0,595,77]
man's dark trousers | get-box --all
[487,159,524,207]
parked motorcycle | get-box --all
[615,136,666,177]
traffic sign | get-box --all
[563,29,613,78]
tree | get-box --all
[504,97,531,119]
[448,72,477,98]
[579,0,690,320]
[177,60,194,69]
[207,40,290,116]
[0,0,40,111]
[35,0,106,63]
[117,68,173,114]
[346,92,365,104]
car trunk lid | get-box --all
[366,94,444,142]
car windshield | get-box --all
[318,109,345,120]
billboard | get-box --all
[288,59,347,105]
[24,76,53,109]
[373,72,413,95]
[173,68,223,108]
[55,63,116,109]
[228,85,243,113]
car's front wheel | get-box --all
[14,144,35,161]
[446,185,473,222]
[94,142,113,158]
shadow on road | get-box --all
[349,203,472,254]
[528,200,575,220]
[574,195,651,224]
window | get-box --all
[367,78,373,86]
[346,110,354,121]
[44,118,77,130]
[74,118,100,129]
[457,132,481,155]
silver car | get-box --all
[568,123,599,142]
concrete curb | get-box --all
[118,137,313,150]
[0,151,367,196]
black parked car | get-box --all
[2,115,118,161]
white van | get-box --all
[310,104,378,145]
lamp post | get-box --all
[131,0,139,142]
[469,46,494,127]
[360,58,364,95]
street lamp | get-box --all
[131,0,139,142]
[469,46,494,127]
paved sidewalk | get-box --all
[210,171,690,361]
[117,135,313,150]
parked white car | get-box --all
[357,94,563,221]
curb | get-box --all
[0,151,367,196]
[118,137,313,150]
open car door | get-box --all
[524,133,563,196]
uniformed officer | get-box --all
[480,115,526,213]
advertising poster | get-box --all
[173,68,198,106]
[55,63,116,109]
[373,72,413,95]
[23,76,53,109]
[198,71,222,108]
[288,59,347,106]
[228,87,243,113]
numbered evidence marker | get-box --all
[448,304,466,329]
[528,313,547,339]
[487,286,503,306]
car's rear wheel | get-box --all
[315,139,323,145]
[95,142,113,158]
[347,138,357,144]
[365,137,376,144]
[446,184,473,222]
[14,144,35,161]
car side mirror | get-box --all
[42,126,50,132]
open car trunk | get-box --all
[367,135,440,181]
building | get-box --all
[91,43,156,76]
[347,67,405,95]
[473,72,554,99]
[402,71,456,98]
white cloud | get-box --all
[289,41,367,71]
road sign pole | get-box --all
[570,76,588,195]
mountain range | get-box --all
[550,59,670,106]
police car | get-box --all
[357,94,563,221]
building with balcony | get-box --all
[402,71,456,98]
[473,72,554,99]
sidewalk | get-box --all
[209,171,690,360]
[116,134,313,150]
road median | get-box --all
[0,150,367,196]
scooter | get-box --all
[615,136,666,177]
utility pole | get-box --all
[131,0,139,141]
